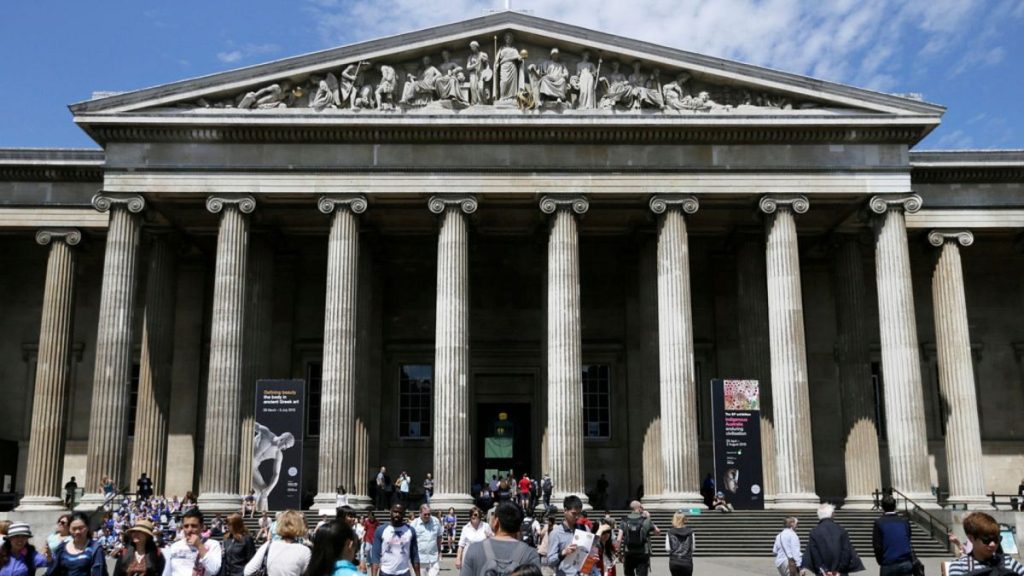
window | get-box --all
[871,361,887,438]
[306,362,323,438]
[582,364,611,438]
[127,362,140,434]
[399,364,432,438]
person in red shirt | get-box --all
[518,474,533,510]
[360,512,379,573]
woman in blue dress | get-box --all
[45,512,107,576]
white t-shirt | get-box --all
[162,538,222,576]
[459,521,494,549]
[244,541,311,576]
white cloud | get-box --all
[217,50,243,63]
[216,43,282,65]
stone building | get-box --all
[2,12,1023,513]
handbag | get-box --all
[786,557,800,576]
[252,543,270,576]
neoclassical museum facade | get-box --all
[2,12,1023,512]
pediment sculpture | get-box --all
[187,33,833,115]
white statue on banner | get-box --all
[252,422,296,512]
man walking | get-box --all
[63,477,78,508]
[619,500,658,576]
[162,509,223,576]
[541,474,553,509]
[411,505,442,576]
[546,495,586,576]
[371,503,420,576]
[873,495,917,576]
[803,503,865,576]
[461,501,540,576]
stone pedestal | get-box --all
[80,194,144,511]
[649,195,703,506]
[928,230,988,506]
[198,195,254,510]
[869,195,936,507]
[832,236,882,509]
[18,229,81,511]
[540,195,589,506]
[428,195,477,509]
[130,234,178,495]
[314,195,368,510]
[759,195,819,509]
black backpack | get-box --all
[542,477,552,493]
[521,517,536,547]
[624,516,647,553]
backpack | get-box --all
[480,539,516,576]
[521,517,536,547]
[542,477,552,493]
[623,516,647,553]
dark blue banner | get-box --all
[253,379,305,511]
[710,379,764,510]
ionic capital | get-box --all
[759,195,809,215]
[649,194,699,215]
[91,193,145,214]
[36,228,82,246]
[539,194,589,215]
[928,229,974,248]
[428,194,478,215]
[869,194,923,215]
[319,194,368,215]
[206,195,256,215]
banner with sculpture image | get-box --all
[710,379,764,509]
[254,379,305,511]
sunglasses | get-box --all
[977,535,1000,545]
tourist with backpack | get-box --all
[617,502,658,576]
[459,502,540,576]
[520,514,540,549]
[541,476,553,509]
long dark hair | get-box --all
[0,539,39,569]
[119,528,160,572]
[305,521,356,576]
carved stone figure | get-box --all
[662,72,692,111]
[375,64,397,110]
[400,56,442,105]
[631,65,665,110]
[309,73,341,111]
[529,48,569,104]
[466,40,491,105]
[339,62,370,109]
[495,32,522,101]
[598,61,633,109]
[237,81,294,109]
[678,90,716,112]
[571,50,599,110]
[435,50,468,104]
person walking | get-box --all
[64,478,79,509]
[162,509,222,576]
[665,511,694,576]
[618,501,658,576]
[305,521,360,576]
[872,495,918,576]
[245,511,311,576]
[802,503,864,576]
[455,507,493,571]
[113,520,165,576]
[370,504,420,576]
[540,476,553,510]
[1,523,50,576]
[460,502,540,576]
[221,514,255,576]
[947,511,1024,575]
[410,506,441,576]
[422,475,434,505]
[46,512,107,576]
[772,517,801,576]
[546,495,588,576]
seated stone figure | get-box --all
[400,56,443,105]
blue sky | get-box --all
[2,0,1022,150]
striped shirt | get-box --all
[947,553,1024,576]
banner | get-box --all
[710,379,764,509]
[254,379,305,511]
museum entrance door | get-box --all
[475,402,532,486]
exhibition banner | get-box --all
[254,379,305,511]
[710,379,764,509]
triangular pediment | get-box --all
[70,12,943,149]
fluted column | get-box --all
[649,195,703,505]
[832,236,882,508]
[736,234,777,505]
[130,234,178,495]
[314,195,369,509]
[869,194,935,505]
[429,194,477,508]
[541,194,589,506]
[198,195,255,510]
[239,235,275,494]
[18,229,81,510]
[759,195,818,508]
[80,194,144,510]
[928,229,987,505]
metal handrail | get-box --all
[885,487,953,553]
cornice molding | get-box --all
[427,194,478,215]
[927,229,974,248]
[649,194,699,215]
[318,194,368,215]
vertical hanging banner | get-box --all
[710,379,764,509]
[254,379,305,511]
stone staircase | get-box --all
[241,508,952,558]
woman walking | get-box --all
[45,512,106,576]
[772,517,802,576]
[222,514,256,576]
[245,510,311,576]
[0,523,49,576]
[666,511,695,576]
[112,519,164,576]
[455,506,493,570]
[305,521,359,576]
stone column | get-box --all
[649,195,703,506]
[429,194,478,508]
[130,234,178,495]
[736,234,777,505]
[540,195,589,506]
[869,194,935,505]
[18,229,81,510]
[928,229,987,505]
[239,235,275,495]
[198,195,255,510]
[314,195,369,509]
[831,235,882,508]
[759,195,819,508]
[80,194,145,510]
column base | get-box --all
[842,494,880,510]
[896,491,941,510]
[766,492,820,509]
[429,493,475,510]
[945,494,991,510]
[643,492,704,511]
[15,496,67,511]
[312,492,340,513]
[197,492,242,512]
[75,492,107,512]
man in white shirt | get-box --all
[411,505,442,576]
[371,504,420,576]
[162,509,222,576]
[772,516,801,576]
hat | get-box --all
[126,519,156,539]
[7,523,32,538]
